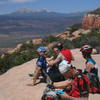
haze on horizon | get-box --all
[0,0,100,15]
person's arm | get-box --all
[53,79,72,89]
[70,51,75,61]
[33,66,41,85]
[46,56,54,66]
[86,62,94,72]
[48,54,62,66]
[46,56,54,62]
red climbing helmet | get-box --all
[80,45,93,53]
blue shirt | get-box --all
[86,58,96,65]
[36,56,47,70]
[86,58,98,76]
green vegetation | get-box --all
[0,41,38,75]
[43,35,58,44]
[65,24,82,37]
[0,30,100,75]
[69,24,82,33]
[0,50,3,56]
[72,32,100,48]
[88,8,100,15]
[0,35,58,75]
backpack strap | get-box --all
[77,74,89,97]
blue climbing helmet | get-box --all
[37,46,47,52]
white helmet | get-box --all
[59,60,71,74]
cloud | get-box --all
[0,0,37,5]
[9,0,33,3]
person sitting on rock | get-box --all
[80,45,100,93]
[48,42,74,67]
[52,64,90,100]
[33,46,48,85]
[80,45,98,76]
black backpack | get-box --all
[86,72,100,93]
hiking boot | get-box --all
[28,73,34,77]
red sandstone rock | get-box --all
[82,14,100,29]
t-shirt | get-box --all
[86,58,96,65]
[36,56,47,70]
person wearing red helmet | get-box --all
[80,45,98,76]
[80,45,100,93]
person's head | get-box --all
[53,47,60,55]
[80,45,93,59]
[37,46,47,56]
[64,66,77,79]
[59,62,77,79]
[57,42,63,51]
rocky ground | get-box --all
[0,49,100,100]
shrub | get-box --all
[72,32,100,48]
[44,35,58,44]
[69,24,82,33]
[89,8,100,15]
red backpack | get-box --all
[60,49,72,64]
[69,73,90,98]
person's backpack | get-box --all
[41,70,62,100]
[76,74,89,97]
[86,72,100,94]
[69,73,89,98]
[41,86,62,100]
[41,87,58,100]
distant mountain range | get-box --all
[0,8,86,48]
[4,8,86,18]
[0,8,86,36]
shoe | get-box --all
[28,73,34,77]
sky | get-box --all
[0,0,100,14]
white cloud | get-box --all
[9,0,33,3]
[0,0,37,4]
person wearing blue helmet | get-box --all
[33,46,48,85]
[32,46,65,85]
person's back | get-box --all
[86,58,98,76]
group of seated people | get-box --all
[32,43,100,100]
